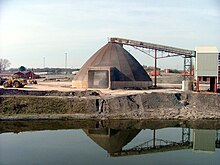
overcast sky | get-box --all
[0,0,219,69]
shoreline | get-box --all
[0,88,219,121]
[1,119,220,134]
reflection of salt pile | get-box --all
[84,128,140,153]
[72,42,152,89]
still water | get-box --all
[0,120,220,165]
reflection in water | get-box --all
[83,128,141,153]
[0,119,220,164]
[84,127,220,157]
[217,130,220,148]
[193,130,216,152]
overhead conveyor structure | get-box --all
[109,37,195,87]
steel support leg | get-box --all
[184,56,193,81]
[182,128,190,143]
[154,50,157,87]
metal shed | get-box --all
[195,46,219,92]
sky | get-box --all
[0,0,219,69]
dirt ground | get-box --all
[1,78,214,96]
[0,72,213,95]
[0,78,219,121]
[0,80,184,96]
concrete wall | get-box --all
[72,80,87,88]
[72,80,153,89]
[110,81,152,89]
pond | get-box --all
[0,120,220,165]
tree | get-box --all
[0,59,11,72]
[19,66,26,72]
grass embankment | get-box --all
[0,96,97,116]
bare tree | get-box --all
[0,59,11,73]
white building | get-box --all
[195,46,219,92]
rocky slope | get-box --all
[0,88,219,120]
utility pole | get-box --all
[154,49,157,87]
[43,57,45,68]
[65,53,67,74]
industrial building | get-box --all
[72,42,152,89]
[73,37,219,92]
[195,46,219,92]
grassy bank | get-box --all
[0,96,97,115]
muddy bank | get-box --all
[0,89,219,120]
[0,88,101,97]
[1,119,220,133]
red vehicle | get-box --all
[149,70,160,76]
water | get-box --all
[0,120,219,165]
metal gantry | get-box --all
[216,130,220,148]
[184,56,193,80]
[218,53,220,90]
[111,128,192,157]
[182,128,191,143]
[109,37,195,86]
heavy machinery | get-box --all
[0,77,7,85]
[3,75,27,88]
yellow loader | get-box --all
[3,75,27,88]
